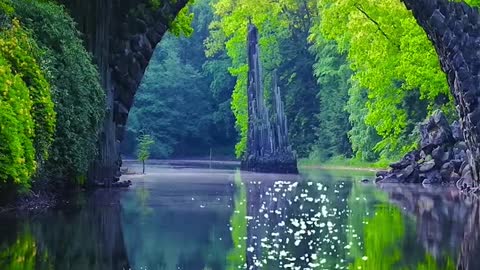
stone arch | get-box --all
[403,0,480,182]
[61,0,480,183]
[60,0,189,183]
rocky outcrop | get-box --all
[60,0,189,184]
[241,24,298,174]
[402,0,480,183]
[376,110,473,186]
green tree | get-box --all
[206,0,291,158]
[12,0,105,185]
[309,36,353,160]
[317,0,453,158]
[0,18,55,190]
[125,0,237,159]
[137,135,155,174]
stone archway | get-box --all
[60,0,189,183]
[403,0,480,183]
[60,0,480,184]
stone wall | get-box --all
[402,0,480,182]
[59,0,189,183]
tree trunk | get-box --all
[142,161,145,174]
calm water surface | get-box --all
[0,160,478,269]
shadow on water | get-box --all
[1,163,480,269]
[380,184,480,270]
[0,189,130,270]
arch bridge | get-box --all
[62,0,480,183]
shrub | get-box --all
[12,0,105,183]
[0,19,55,189]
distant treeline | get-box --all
[126,0,480,164]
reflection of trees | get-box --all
[380,184,479,269]
[232,169,460,270]
[350,204,406,269]
[349,203,456,270]
[237,170,355,269]
[346,180,387,259]
[0,189,130,270]
[121,174,233,270]
[0,226,51,270]
[226,171,247,269]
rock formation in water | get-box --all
[376,110,475,187]
[241,24,298,174]
[402,0,480,185]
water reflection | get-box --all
[120,171,234,270]
[380,184,480,270]
[230,170,459,269]
[0,190,130,270]
[1,165,480,269]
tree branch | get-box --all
[354,3,400,50]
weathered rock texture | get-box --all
[59,0,189,184]
[402,0,480,183]
[376,110,473,186]
[241,24,298,174]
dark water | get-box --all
[0,161,478,270]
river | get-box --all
[0,160,478,269]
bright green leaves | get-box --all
[12,0,105,183]
[170,1,195,37]
[0,19,55,187]
[207,0,291,158]
[137,134,155,163]
[317,0,451,157]
[0,0,13,15]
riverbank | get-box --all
[299,157,389,172]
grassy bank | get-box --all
[299,156,390,172]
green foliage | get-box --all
[226,171,247,269]
[317,0,452,157]
[206,0,291,158]
[346,83,382,161]
[12,0,105,182]
[137,134,155,163]
[459,0,480,7]
[0,0,13,15]
[0,19,55,188]
[169,1,195,37]
[125,0,236,159]
[309,36,352,160]
[128,36,213,158]
[207,0,321,158]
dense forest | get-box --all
[123,0,238,159]
[125,0,472,165]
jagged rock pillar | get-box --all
[61,0,189,184]
[241,24,298,174]
[402,0,480,182]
